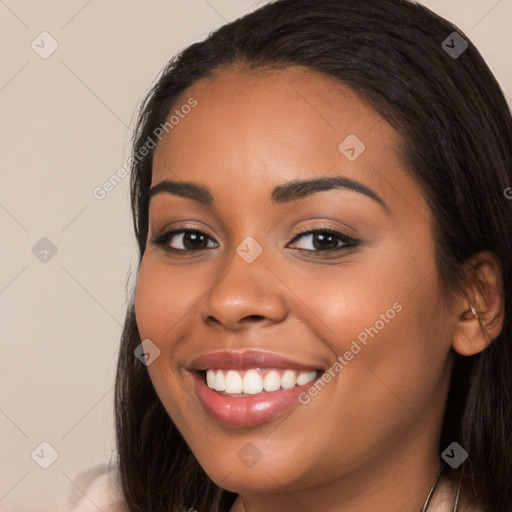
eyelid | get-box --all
[289,222,356,239]
[150,224,219,249]
[151,222,215,239]
[150,223,360,257]
[151,223,354,243]
[286,226,359,253]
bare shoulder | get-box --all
[63,463,127,512]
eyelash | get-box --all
[150,226,360,257]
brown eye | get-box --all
[288,229,359,253]
[151,229,218,252]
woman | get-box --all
[76,0,512,510]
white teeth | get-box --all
[205,368,318,394]
[206,370,216,389]
[225,370,242,393]
[281,369,297,389]
[263,370,281,392]
[297,370,317,386]
[214,370,225,391]
[242,370,264,394]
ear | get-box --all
[452,251,505,357]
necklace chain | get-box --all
[421,461,464,512]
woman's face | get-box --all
[135,66,457,504]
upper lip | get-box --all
[186,350,322,372]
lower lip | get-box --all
[191,371,321,427]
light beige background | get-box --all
[1,0,510,510]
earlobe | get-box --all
[451,251,505,357]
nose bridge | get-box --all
[201,238,288,329]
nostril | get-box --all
[240,315,266,323]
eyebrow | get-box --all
[148,175,388,211]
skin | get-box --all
[134,66,504,511]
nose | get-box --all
[200,248,288,331]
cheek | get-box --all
[279,255,406,351]
[134,263,158,341]
[134,257,199,341]
[333,282,450,442]
[293,245,449,420]
[133,257,205,422]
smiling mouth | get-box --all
[199,368,324,395]
[186,349,328,425]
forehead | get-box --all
[150,65,423,216]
